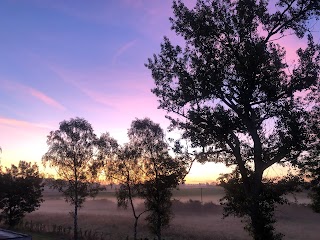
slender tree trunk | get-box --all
[133,217,138,240]
[74,199,78,240]
[8,208,13,229]
[127,181,139,240]
[157,212,161,240]
[73,155,79,240]
[74,164,79,240]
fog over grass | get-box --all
[21,186,320,240]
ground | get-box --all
[16,186,320,239]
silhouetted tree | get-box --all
[108,143,148,240]
[219,170,302,239]
[298,103,320,212]
[42,117,106,240]
[0,147,2,173]
[128,118,187,240]
[146,0,320,239]
[0,161,44,227]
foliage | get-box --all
[128,118,187,240]
[49,178,103,206]
[298,103,320,212]
[111,118,187,240]
[0,161,44,227]
[146,0,320,239]
[105,139,147,240]
[42,117,107,240]
[219,170,302,239]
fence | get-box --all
[17,220,111,240]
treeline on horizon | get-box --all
[0,117,191,240]
[1,0,320,240]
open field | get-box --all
[21,186,320,240]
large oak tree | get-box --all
[146,0,320,239]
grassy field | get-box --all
[17,186,320,240]
[21,231,68,240]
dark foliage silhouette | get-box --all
[109,143,148,240]
[114,118,187,240]
[146,0,320,239]
[42,117,107,240]
[0,161,44,227]
[298,104,320,213]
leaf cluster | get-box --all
[42,117,108,207]
[0,161,44,227]
[219,170,302,239]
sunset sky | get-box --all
[0,0,318,183]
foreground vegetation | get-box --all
[146,0,320,239]
[1,0,319,239]
[17,191,320,240]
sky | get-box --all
[0,0,319,183]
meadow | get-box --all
[22,185,320,240]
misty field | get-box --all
[23,186,320,240]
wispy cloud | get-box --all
[1,80,66,111]
[47,63,153,99]
[28,87,66,111]
[112,39,137,64]
[0,116,51,130]
[79,88,116,109]
[0,116,51,167]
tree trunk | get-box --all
[250,201,263,240]
[157,212,161,240]
[73,157,79,240]
[74,202,78,240]
[74,176,79,240]
[127,181,139,240]
[133,217,138,240]
[8,208,13,229]
[249,170,277,240]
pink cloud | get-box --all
[1,80,66,111]
[82,87,158,111]
[47,63,154,95]
[28,88,66,111]
[46,63,169,128]
[0,116,52,168]
[79,88,115,109]
[0,116,51,130]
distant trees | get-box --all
[146,0,320,239]
[41,117,188,240]
[108,118,187,240]
[110,144,147,240]
[0,161,44,227]
[126,118,187,240]
[42,117,106,240]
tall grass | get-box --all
[22,188,320,240]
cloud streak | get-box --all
[0,116,51,130]
[28,87,66,111]
[112,39,137,64]
[1,80,66,111]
